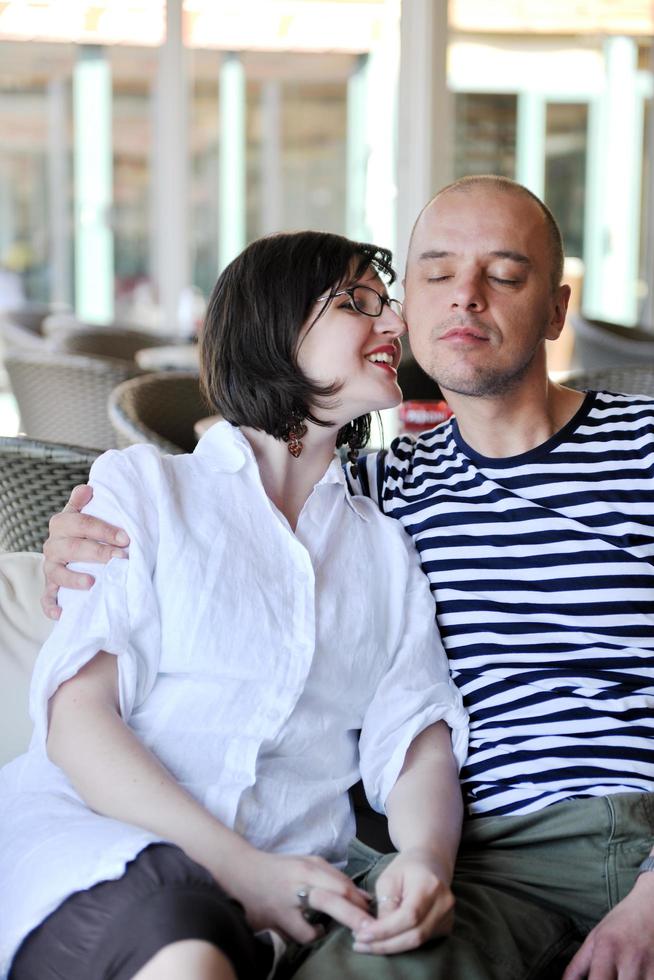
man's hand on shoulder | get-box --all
[41,484,130,621]
[563,868,654,979]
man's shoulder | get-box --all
[384,421,454,471]
[349,421,454,506]
[589,389,654,412]
[585,389,654,430]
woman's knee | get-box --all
[131,939,237,980]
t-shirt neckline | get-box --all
[450,390,596,468]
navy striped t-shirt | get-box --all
[351,391,654,817]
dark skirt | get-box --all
[9,843,274,980]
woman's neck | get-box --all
[241,424,338,531]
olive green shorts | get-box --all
[286,791,654,980]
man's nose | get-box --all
[451,273,486,311]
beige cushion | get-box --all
[0,552,54,765]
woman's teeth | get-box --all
[366,352,394,365]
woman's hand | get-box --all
[42,485,129,619]
[226,850,375,944]
[49,653,375,948]
[352,847,455,955]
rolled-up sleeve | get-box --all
[29,448,162,746]
[359,538,468,813]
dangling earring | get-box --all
[282,411,308,458]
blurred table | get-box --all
[194,415,221,440]
[135,344,199,372]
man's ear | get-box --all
[546,283,571,341]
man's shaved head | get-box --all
[409,175,564,293]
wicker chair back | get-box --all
[51,327,183,363]
[562,365,654,398]
[570,314,654,372]
[4,349,142,450]
[0,305,54,350]
[109,372,210,454]
[0,437,100,552]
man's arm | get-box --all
[352,721,462,955]
[42,485,129,619]
[562,857,654,980]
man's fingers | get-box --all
[562,937,594,980]
[43,560,98,590]
[46,511,129,550]
[40,582,63,620]
[44,534,127,567]
[63,484,94,513]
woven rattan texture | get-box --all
[0,307,53,350]
[5,349,142,450]
[563,365,654,398]
[0,437,100,552]
[109,372,210,454]
[53,328,183,362]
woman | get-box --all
[0,231,467,980]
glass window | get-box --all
[189,52,351,296]
[0,42,72,306]
[454,92,517,178]
[544,102,588,261]
[112,50,154,319]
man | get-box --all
[42,177,654,978]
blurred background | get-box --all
[0,0,653,442]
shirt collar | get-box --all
[193,420,249,472]
[322,456,370,522]
[193,420,369,521]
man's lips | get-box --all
[439,326,490,343]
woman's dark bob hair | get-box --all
[200,230,395,451]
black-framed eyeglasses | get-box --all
[318,285,403,319]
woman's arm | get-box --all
[352,721,462,955]
[47,650,373,942]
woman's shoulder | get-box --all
[89,444,200,494]
[350,491,417,560]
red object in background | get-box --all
[398,399,453,434]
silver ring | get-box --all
[296,885,313,920]
[378,894,401,906]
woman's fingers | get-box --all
[303,884,373,933]
[267,868,373,945]
[353,895,454,954]
[352,863,455,954]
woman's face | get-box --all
[297,266,405,427]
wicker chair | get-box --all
[0,305,54,350]
[109,372,212,454]
[562,365,654,398]
[570,313,654,372]
[4,349,142,450]
[51,326,185,363]
[0,437,100,552]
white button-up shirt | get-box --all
[0,422,467,976]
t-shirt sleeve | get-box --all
[358,533,468,814]
[29,448,161,747]
[345,450,386,510]
[346,436,416,514]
